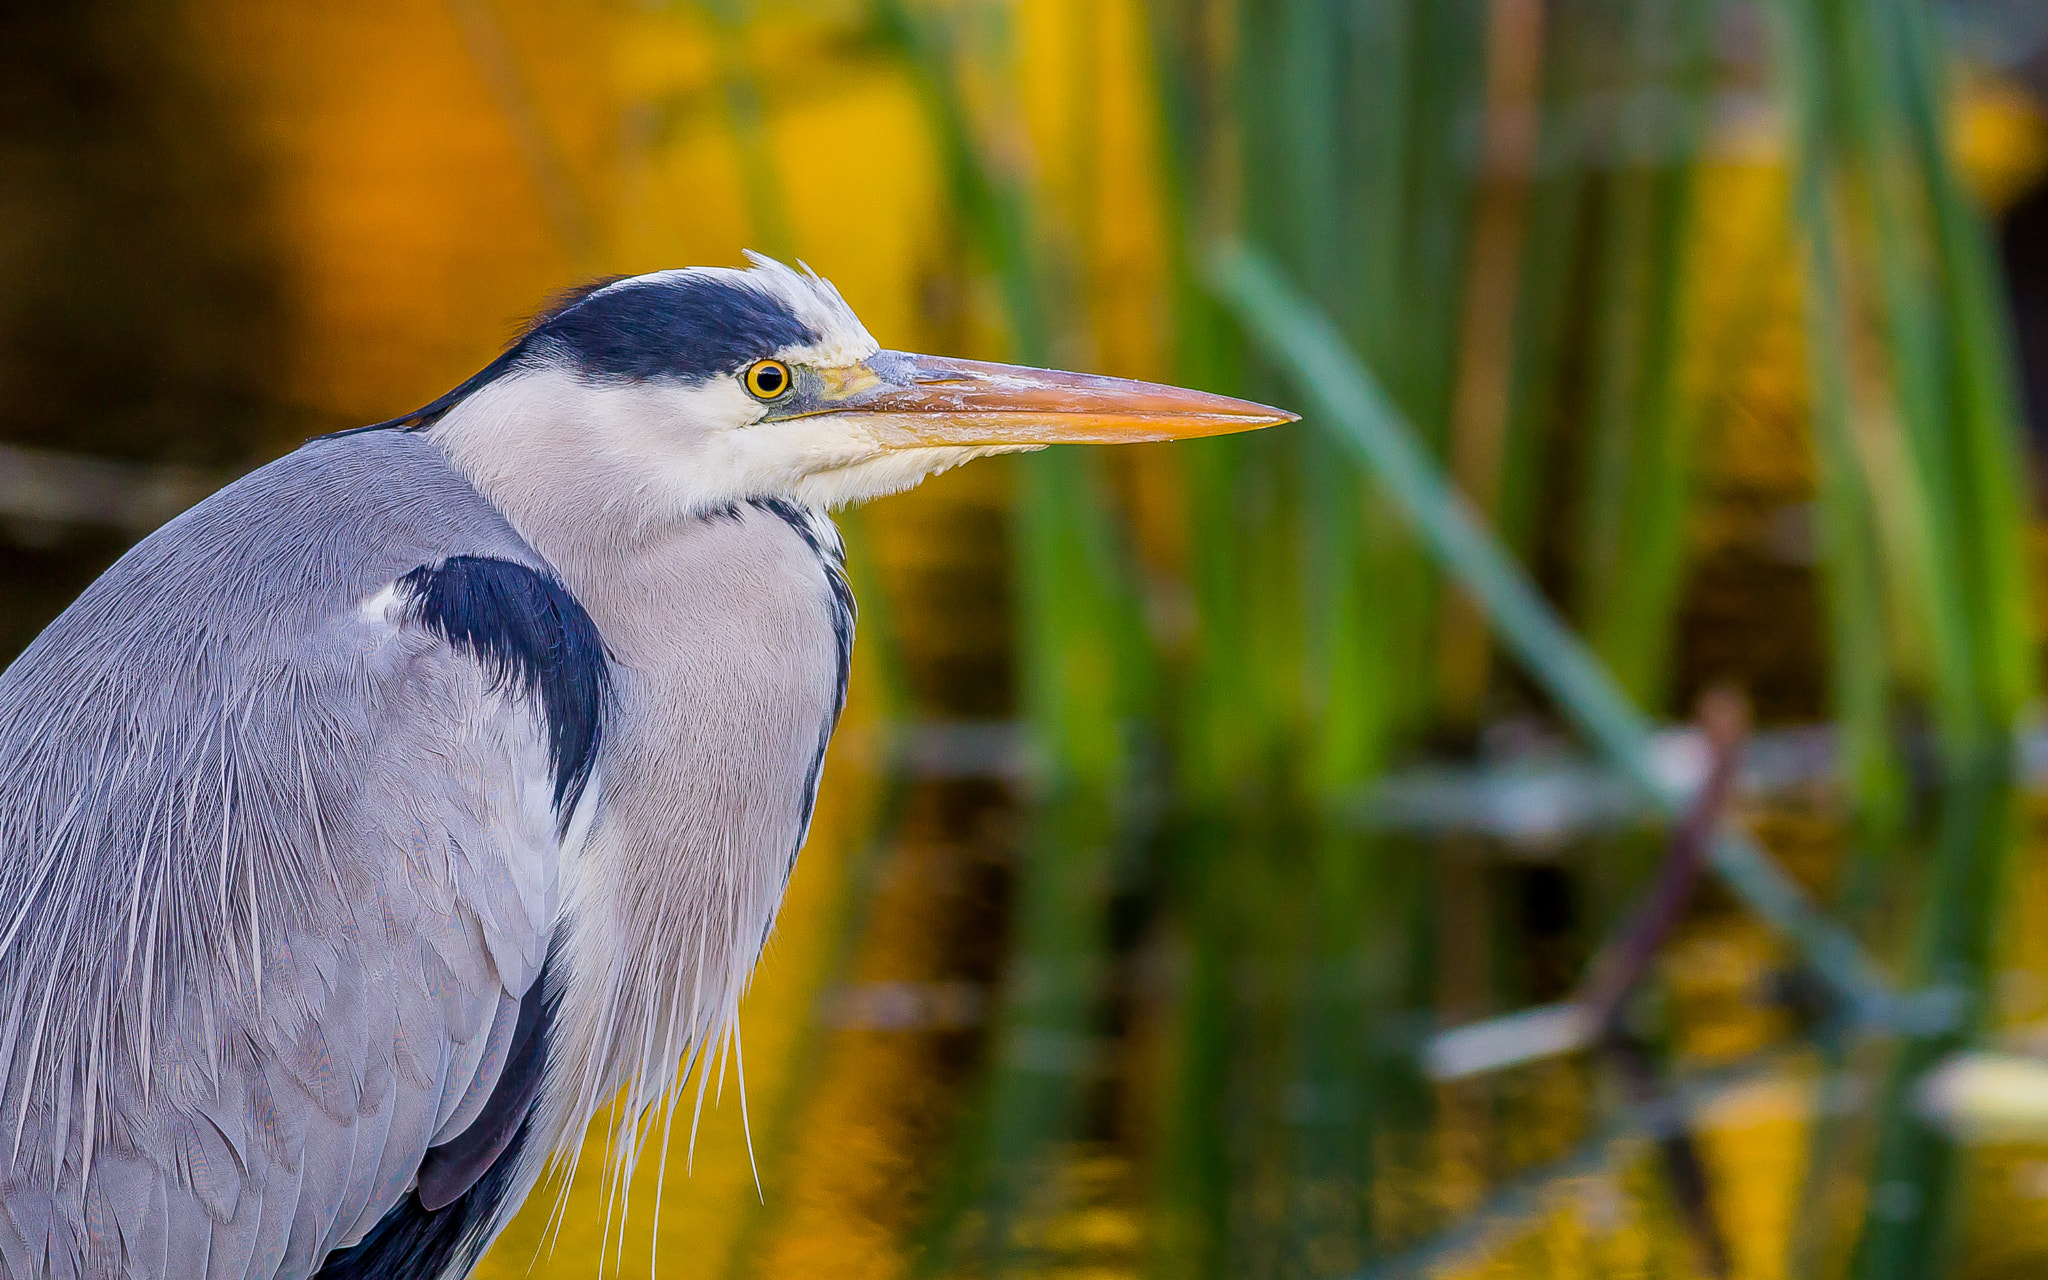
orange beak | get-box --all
[784,351,1297,446]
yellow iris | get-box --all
[744,359,792,400]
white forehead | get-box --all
[585,252,879,369]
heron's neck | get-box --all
[430,388,851,1165]
[422,368,770,583]
[531,502,848,1186]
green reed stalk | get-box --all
[1573,0,1714,710]
[1129,9,1263,1275]
[1492,1,1593,567]
[874,3,1154,1272]
[1768,0,1907,870]
[1766,1,2033,1276]
[1150,3,1497,1271]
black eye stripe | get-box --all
[543,278,817,381]
[349,275,821,433]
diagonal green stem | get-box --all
[1204,238,1901,1019]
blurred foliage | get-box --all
[846,0,2042,1276]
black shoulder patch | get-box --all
[314,953,560,1280]
[399,556,608,824]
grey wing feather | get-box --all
[0,432,581,1278]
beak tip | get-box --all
[1241,406,1300,429]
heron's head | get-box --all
[401,254,1294,517]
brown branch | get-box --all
[1577,685,1750,1029]
[1577,685,1750,1280]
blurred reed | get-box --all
[566,0,2039,1275]
[835,0,2040,1277]
[1771,3,2033,1277]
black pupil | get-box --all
[755,364,785,394]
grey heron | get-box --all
[0,254,1292,1278]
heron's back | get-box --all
[0,431,558,1278]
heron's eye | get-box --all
[744,359,792,400]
